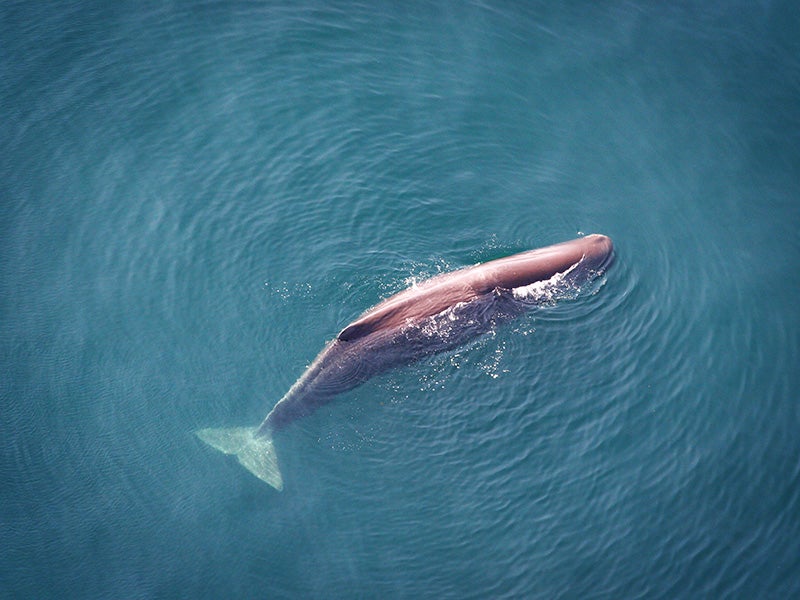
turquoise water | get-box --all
[2,1,799,597]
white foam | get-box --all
[511,260,582,303]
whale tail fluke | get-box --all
[196,427,283,491]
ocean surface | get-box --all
[2,1,799,598]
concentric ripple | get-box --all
[2,2,799,598]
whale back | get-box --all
[337,235,607,343]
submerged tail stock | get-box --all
[196,427,283,491]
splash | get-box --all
[511,260,583,304]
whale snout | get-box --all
[582,234,615,271]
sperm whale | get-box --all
[197,234,614,490]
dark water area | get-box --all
[2,1,799,597]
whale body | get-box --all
[197,234,614,490]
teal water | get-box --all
[2,1,799,597]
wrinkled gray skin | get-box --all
[258,234,613,435]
